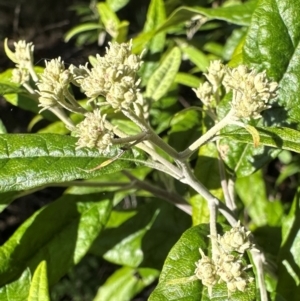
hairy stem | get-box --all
[178,160,237,226]
[122,109,180,160]
[251,250,268,301]
[179,109,235,160]
[123,171,192,215]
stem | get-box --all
[209,200,219,261]
[28,64,39,82]
[64,89,87,114]
[179,109,236,160]
[122,109,181,160]
[217,144,236,211]
[57,97,86,115]
[178,160,237,226]
[251,250,268,301]
[48,107,75,130]
[23,83,36,95]
[112,132,148,145]
[123,171,192,215]
[105,120,183,180]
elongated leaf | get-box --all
[132,31,156,54]
[93,266,159,301]
[107,0,130,12]
[157,0,257,34]
[0,119,7,134]
[146,47,181,101]
[139,0,166,85]
[0,269,31,301]
[90,199,191,269]
[179,43,210,72]
[149,224,255,301]
[0,83,23,95]
[0,134,143,192]
[168,108,202,151]
[143,0,166,54]
[64,23,102,42]
[28,261,50,301]
[0,191,19,213]
[0,193,112,286]
[174,72,201,88]
[236,170,283,228]
[221,127,300,154]
[97,2,120,38]
[276,190,300,300]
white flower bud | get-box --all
[73,110,113,152]
[218,221,253,254]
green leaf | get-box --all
[90,205,159,267]
[149,224,256,301]
[64,23,102,42]
[146,47,181,101]
[174,72,201,88]
[0,269,31,301]
[28,261,50,301]
[143,0,166,54]
[93,266,159,301]
[107,0,130,12]
[223,27,247,61]
[236,170,283,228]
[225,1,300,176]
[0,83,23,95]
[178,42,210,72]
[168,108,202,151]
[218,138,277,177]
[0,193,112,287]
[2,90,57,122]
[221,127,300,154]
[90,199,191,269]
[132,31,156,54]
[276,190,300,299]
[139,0,166,85]
[243,0,300,127]
[97,2,120,38]
[0,119,7,134]
[157,0,257,34]
[0,191,19,213]
[0,134,143,192]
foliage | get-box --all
[0,0,300,300]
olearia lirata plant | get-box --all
[4,38,278,299]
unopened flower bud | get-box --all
[218,222,253,254]
[193,82,213,106]
[73,110,114,152]
[204,60,226,91]
[223,65,278,119]
[195,249,218,297]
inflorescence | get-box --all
[193,60,278,120]
[194,222,254,297]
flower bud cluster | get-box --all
[70,41,143,111]
[223,65,278,119]
[36,57,68,111]
[193,60,225,108]
[195,223,254,297]
[6,40,34,85]
[195,249,218,291]
[218,221,253,254]
[193,61,278,119]
[72,109,114,152]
